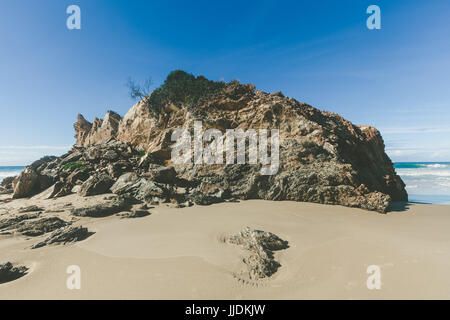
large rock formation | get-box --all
[71,71,406,212]
[14,71,406,213]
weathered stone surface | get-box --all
[15,72,407,213]
[59,151,83,166]
[31,226,93,249]
[0,213,41,231]
[0,262,28,284]
[227,227,288,280]
[16,217,68,237]
[12,167,38,199]
[71,196,129,217]
[110,172,140,194]
[78,173,115,197]
[111,173,169,203]
[143,164,177,184]
[119,210,151,219]
[73,114,93,147]
[70,72,407,212]
[74,111,121,147]
[18,205,43,213]
[0,176,16,190]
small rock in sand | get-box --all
[31,226,93,249]
[0,262,28,284]
[118,210,151,219]
[227,227,288,280]
[18,205,43,213]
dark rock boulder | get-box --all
[0,262,28,284]
[0,176,16,190]
[111,173,169,203]
[12,167,39,199]
[143,164,178,184]
[78,173,115,197]
[71,196,129,217]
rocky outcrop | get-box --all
[16,71,406,213]
[74,111,121,147]
[71,71,407,212]
[227,227,289,280]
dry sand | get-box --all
[1,195,450,299]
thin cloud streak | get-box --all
[380,126,450,135]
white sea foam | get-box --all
[423,164,450,168]
[395,162,450,204]
[396,170,450,177]
[0,169,23,183]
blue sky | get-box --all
[0,0,449,165]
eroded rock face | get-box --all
[227,227,289,280]
[70,74,407,212]
[73,114,92,147]
[74,111,121,147]
[15,72,406,213]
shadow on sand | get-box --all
[390,201,429,212]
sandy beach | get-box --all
[1,194,449,300]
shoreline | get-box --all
[1,195,450,299]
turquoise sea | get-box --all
[394,162,450,204]
[1,163,449,205]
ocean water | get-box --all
[394,162,450,205]
[0,166,25,183]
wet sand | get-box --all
[1,196,450,299]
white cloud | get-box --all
[380,126,450,135]
[387,148,450,162]
[0,146,70,166]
